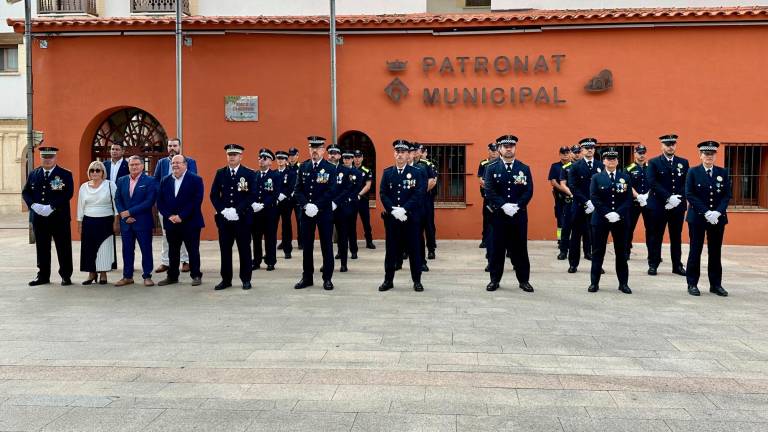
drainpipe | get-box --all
[24,0,33,243]
[329,0,337,144]
[175,0,182,142]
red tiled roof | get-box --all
[8,6,768,33]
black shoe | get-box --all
[600,268,606,275]
[413,282,424,292]
[378,280,393,292]
[366,241,376,249]
[340,265,348,273]
[710,286,728,297]
[351,252,358,260]
[191,277,202,286]
[395,263,402,271]
[402,252,408,260]
[479,241,486,249]
[427,251,436,260]
[484,265,490,272]
[647,267,657,276]
[323,280,334,290]
[285,253,292,259]
[242,282,252,290]
[557,252,567,260]
[618,284,632,294]
[277,242,284,250]
[335,254,340,259]
[82,278,97,286]
[687,285,700,296]
[215,281,231,291]
[294,278,313,289]
[61,278,72,286]
[421,264,429,272]
[266,265,275,271]
[672,265,687,276]
[157,278,178,286]
[626,254,631,261]
[297,244,303,250]
[486,281,499,292]
[519,282,534,293]
[584,253,593,261]
[567,266,577,273]
[588,284,599,293]
[252,263,260,270]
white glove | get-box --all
[705,210,721,225]
[30,203,44,215]
[667,194,682,208]
[278,193,287,202]
[221,207,239,221]
[251,202,264,213]
[501,203,519,217]
[332,202,338,211]
[585,200,595,214]
[390,206,405,220]
[605,211,621,223]
[305,203,319,217]
[637,193,648,207]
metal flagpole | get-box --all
[23,0,34,243]
[329,0,337,144]
[175,0,183,142]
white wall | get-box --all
[192,0,426,16]
[492,0,768,10]
[0,0,26,119]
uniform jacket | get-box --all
[380,164,426,219]
[103,158,129,181]
[276,168,297,202]
[567,157,604,208]
[416,158,438,198]
[590,170,633,226]
[357,165,374,200]
[626,161,650,196]
[157,171,205,229]
[685,164,731,226]
[293,159,342,213]
[115,173,158,231]
[153,156,198,182]
[647,154,689,212]
[338,165,363,209]
[22,165,75,223]
[483,159,534,214]
[253,169,281,209]
[209,165,257,225]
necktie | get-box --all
[587,161,592,170]
[706,168,712,178]
[398,169,403,176]
[669,158,674,168]
[506,163,512,172]
[610,172,615,182]
[44,171,50,181]
[230,169,236,179]
[313,162,318,170]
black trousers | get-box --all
[217,217,252,284]
[627,204,654,262]
[334,205,354,267]
[553,193,566,229]
[356,197,373,243]
[591,222,629,286]
[384,215,422,283]
[293,202,303,247]
[559,200,573,253]
[424,197,436,251]
[252,208,278,267]
[300,210,334,281]
[489,212,530,284]
[166,223,202,280]
[686,222,725,288]
[649,208,685,268]
[481,198,492,246]
[33,219,73,281]
[278,200,294,254]
[568,204,593,267]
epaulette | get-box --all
[361,166,370,173]
[480,159,489,166]
[562,162,572,168]
[626,163,637,171]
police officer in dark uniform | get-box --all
[588,148,633,294]
[415,144,438,260]
[548,146,572,248]
[353,149,376,250]
[685,141,731,297]
[484,135,534,293]
[287,147,303,249]
[647,134,689,276]
[22,146,74,286]
[251,148,281,272]
[477,143,499,249]
[625,145,653,261]
[275,150,297,259]
[341,150,364,262]
[210,144,257,290]
[378,139,427,292]
[293,136,343,290]
[326,145,355,272]
[556,144,584,260]
[566,138,603,273]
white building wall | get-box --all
[195,0,428,16]
[0,0,26,120]
[492,0,768,10]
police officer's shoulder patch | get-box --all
[626,163,636,171]
[562,162,572,168]
[480,159,489,166]
[361,166,370,173]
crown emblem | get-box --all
[386,60,408,73]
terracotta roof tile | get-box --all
[8,6,768,32]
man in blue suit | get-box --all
[157,155,205,287]
[685,141,732,297]
[153,138,198,274]
[566,138,603,273]
[103,142,129,181]
[115,155,158,286]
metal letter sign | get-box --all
[225,96,259,122]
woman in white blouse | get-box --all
[77,161,118,285]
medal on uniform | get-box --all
[337,172,344,184]
[265,178,273,191]
[677,163,683,169]
[406,173,412,179]
[237,177,249,191]
[619,178,626,184]
[716,176,723,182]
[596,167,601,173]
[50,176,65,191]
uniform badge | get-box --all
[596,167,602,173]
[677,163,683,169]
[265,178,274,191]
[619,178,626,184]
[406,173,412,179]
[237,177,249,192]
[716,176,723,182]
[50,176,65,191]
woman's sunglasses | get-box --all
[89,168,102,173]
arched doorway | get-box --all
[338,130,376,199]
[92,108,168,176]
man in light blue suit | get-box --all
[153,138,197,274]
[115,155,158,287]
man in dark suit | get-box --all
[378,139,427,292]
[647,134,689,276]
[415,144,438,261]
[566,138,603,273]
[251,148,281,272]
[625,145,653,261]
[556,144,584,261]
[685,141,732,297]
[483,135,534,293]
[157,155,204,286]
[115,155,158,287]
[477,143,499,250]
[335,149,362,270]
[548,146,572,248]
[22,146,74,286]
[153,137,198,274]
[353,149,376,250]
[210,144,257,291]
[293,136,344,290]
[103,142,129,181]
[288,147,303,249]
[275,150,297,259]
[588,148,633,294]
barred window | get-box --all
[595,142,638,170]
[421,144,467,206]
[0,46,19,73]
[723,143,768,209]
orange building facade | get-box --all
[11,7,768,244]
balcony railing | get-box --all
[38,0,97,15]
[131,0,190,15]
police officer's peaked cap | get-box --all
[326,144,341,154]
[495,135,518,146]
[224,144,244,154]
[393,139,410,151]
[697,141,720,152]
[275,150,289,159]
[601,147,619,159]
[259,148,275,160]
[659,134,678,145]
[38,146,59,156]
[579,138,597,148]
[634,145,647,154]
[307,136,326,147]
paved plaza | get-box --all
[0,222,767,431]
